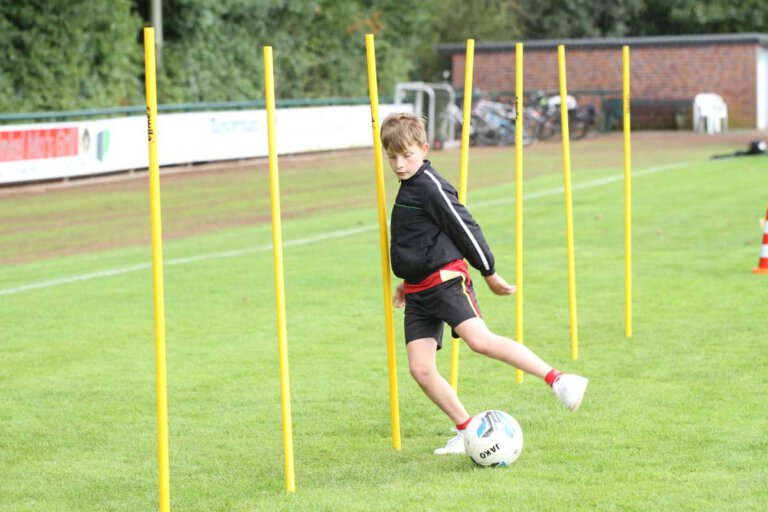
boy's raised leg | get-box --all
[552,374,589,411]
[453,318,551,376]
[454,318,588,411]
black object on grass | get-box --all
[711,140,767,159]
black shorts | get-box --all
[404,275,482,349]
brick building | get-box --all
[438,33,768,129]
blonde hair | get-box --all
[380,112,427,153]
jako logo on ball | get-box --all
[478,442,501,459]
[463,410,523,467]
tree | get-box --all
[141,0,430,102]
[631,0,768,35]
[520,0,643,39]
[518,0,768,39]
[413,0,525,82]
[0,0,143,113]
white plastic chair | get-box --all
[693,93,728,134]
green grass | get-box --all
[1,133,766,511]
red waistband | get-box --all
[403,259,470,294]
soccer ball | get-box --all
[463,410,524,467]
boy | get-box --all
[380,112,588,455]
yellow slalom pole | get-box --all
[557,45,579,360]
[143,27,171,512]
[263,46,296,493]
[450,38,474,392]
[623,45,633,338]
[364,34,401,452]
[514,43,524,384]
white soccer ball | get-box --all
[463,410,524,467]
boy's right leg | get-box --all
[407,338,471,454]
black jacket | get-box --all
[390,160,495,284]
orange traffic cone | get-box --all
[754,207,768,274]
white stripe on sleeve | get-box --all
[424,170,490,271]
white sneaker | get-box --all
[553,374,589,411]
[432,428,466,455]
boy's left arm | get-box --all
[484,273,516,295]
[423,181,496,277]
[423,179,516,295]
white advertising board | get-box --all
[0,103,411,185]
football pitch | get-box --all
[1,132,766,511]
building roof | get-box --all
[437,33,768,54]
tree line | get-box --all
[1,0,766,114]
